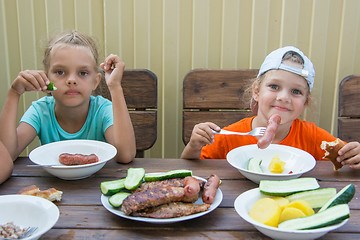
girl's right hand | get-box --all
[11,70,50,95]
[187,122,220,150]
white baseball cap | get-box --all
[257,46,315,91]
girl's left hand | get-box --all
[337,141,360,169]
[100,54,125,88]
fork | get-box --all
[212,127,266,136]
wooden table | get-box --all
[1,157,359,239]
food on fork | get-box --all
[202,174,221,204]
[321,138,346,170]
[59,153,99,165]
[18,185,63,202]
[257,114,281,149]
[131,202,211,219]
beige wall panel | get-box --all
[237,0,252,68]
[1,0,360,159]
[162,0,180,157]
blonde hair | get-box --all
[43,30,99,72]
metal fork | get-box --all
[212,127,266,136]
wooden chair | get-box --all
[182,69,258,145]
[338,75,360,143]
[94,69,157,157]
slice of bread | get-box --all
[320,138,346,171]
[18,185,62,201]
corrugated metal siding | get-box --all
[0,0,359,158]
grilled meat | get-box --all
[121,186,185,215]
[131,202,211,218]
[133,178,184,193]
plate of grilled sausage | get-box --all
[101,175,223,223]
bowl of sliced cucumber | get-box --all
[234,178,354,240]
[226,144,316,184]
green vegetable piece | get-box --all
[108,192,131,208]
[259,177,320,196]
[278,204,350,230]
[144,169,192,182]
[247,157,263,173]
[100,178,126,196]
[46,82,57,91]
[124,168,145,190]
[319,184,355,212]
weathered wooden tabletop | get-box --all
[0,157,359,239]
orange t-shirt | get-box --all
[200,116,337,160]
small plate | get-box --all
[227,144,316,184]
[234,188,348,240]
[101,176,223,223]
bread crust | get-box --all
[18,185,62,201]
[321,138,346,171]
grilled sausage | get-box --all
[182,176,201,202]
[202,174,220,204]
[59,153,99,165]
[257,114,281,149]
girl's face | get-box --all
[47,45,101,108]
[253,68,309,125]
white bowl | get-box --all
[227,144,316,184]
[234,188,348,240]
[29,140,117,180]
[0,195,59,240]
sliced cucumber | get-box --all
[100,178,126,196]
[247,157,263,173]
[46,81,57,91]
[278,204,350,230]
[286,188,337,209]
[319,184,355,212]
[108,192,131,208]
[124,168,145,190]
[259,178,320,197]
[144,169,192,182]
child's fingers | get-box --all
[102,54,125,71]
[18,70,47,91]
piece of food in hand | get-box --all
[18,185,63,202]
[257,114,281,149]
[320,138,346,170]
[202,174,220,204]
[46,81,57,91]
[59,153,99,165]
[131,202,211,219]
[268,155,285,173]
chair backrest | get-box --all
[94,69,157,157]
[182,69,258,145]
[338,75,360,142]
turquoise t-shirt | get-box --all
[20,95,113,145]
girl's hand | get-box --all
[187,122,220,150]
[11,70,50,95]
[100,54,125,89]
[337,141,360,169]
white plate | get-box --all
[227,144,316,184]
[234,188,348,240]
[0,195,60,240]
[29,140,117,180]
[101,176,223,223]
